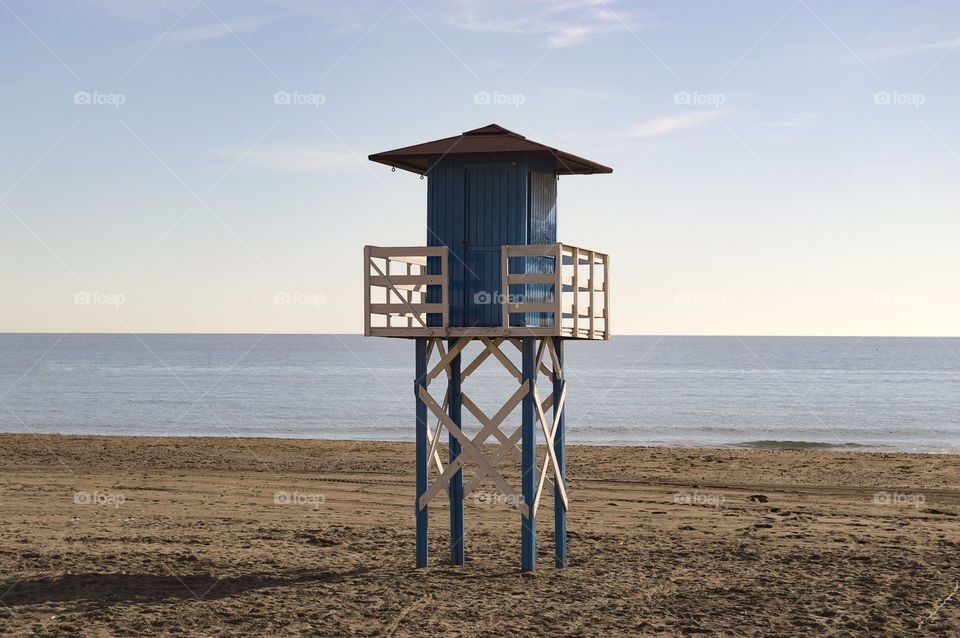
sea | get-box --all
[0,334,957,454]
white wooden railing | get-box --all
[501,243,610,340]
[364,246,449,337]
[364,243,609,339]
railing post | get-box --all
[385,256,392,328]
[363,246,371,337]
[572,246,580,338]
[603,253,611,339]
[501,246,509,330]
[441,247,449,331]
[554,244,563,334]
[588,250,595,340]
[406,262,413,328]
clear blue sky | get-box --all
[1,0,957,335]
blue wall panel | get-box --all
[427,155,557,328]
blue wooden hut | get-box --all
[365,124,612,571]
[371,124,610,330]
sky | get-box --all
[1,0,958,336]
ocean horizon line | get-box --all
[2,332,960,339]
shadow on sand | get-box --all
[0,567,372,608]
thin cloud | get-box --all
[865,36,960,59]
[214,146,367,173]
[440,0,644,48]
[167,17,270,41]
[558,86,639,102]
[762,116,816,128]
[627,111,725,138]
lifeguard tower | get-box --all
[364,124,611,571]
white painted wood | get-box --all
[547,337,561,381]
[418,385,530,517]
[363,246,371,337]
[532,383,569,516]
[479,337,522,381]
[427,337,469,382]
[365,245,609,341]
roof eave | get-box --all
[367,154,428,176]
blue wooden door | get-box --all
[462,165,513,326]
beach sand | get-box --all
[1,434,958,636]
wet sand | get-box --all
[1,434,958,636]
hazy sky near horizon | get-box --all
[1,0,958,336]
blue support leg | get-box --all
[553,338,567,568]
[448,338,464,565]
[521,337,536,571]
[415,338,428,568]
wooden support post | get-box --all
[447,338,464,565]
[415,337,428,567]
[521,337,536,571]
[553,338,567,568]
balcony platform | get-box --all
[364,243,610,340]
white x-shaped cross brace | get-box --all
[416,337,562,519]
[531,379,568,519]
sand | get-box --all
[0,434,958,637]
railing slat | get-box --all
[369,303,445,315]
[506,273,557,284]
[369,275,445,286]
[505,302,557,313]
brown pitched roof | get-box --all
[368,124,612,176]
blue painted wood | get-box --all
[525,157,558,327]
[415,338,428,567]
[553,338,567,568]
[521,337,536,571]
[463,163,516,326]
[426,156,558,329]
[447,338,464,565]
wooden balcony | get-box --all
[364,243,610,340]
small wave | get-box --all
[730,440,875,451]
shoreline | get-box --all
[3,431,957,456]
